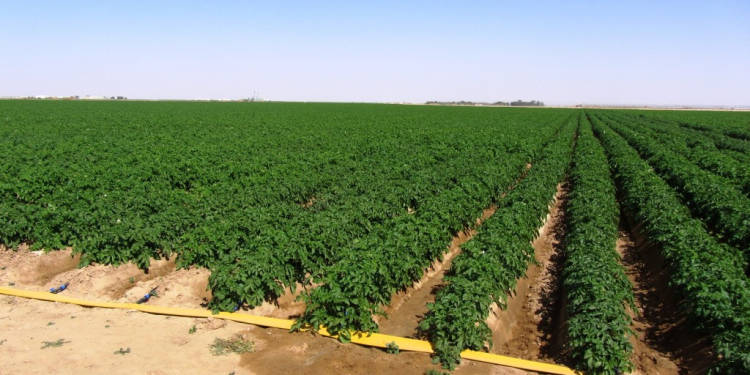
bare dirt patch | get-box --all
[0,244,80,286]
[243,283,309,320]
[0,294,252,375]
[121,266,213,308]
[239,327,530,375]
[301,196,317,208]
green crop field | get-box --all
[1,100,748,374]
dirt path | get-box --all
[494,183,566,363]
[378,207,496,338]
[617,219,713,375]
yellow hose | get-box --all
[0,286,580,375]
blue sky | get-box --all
[1,1,748,105]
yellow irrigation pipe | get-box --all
[0,286,580,375]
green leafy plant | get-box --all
[561,115,635,374]
[385,341,399,354]
[41,339,69,349]
[189,325,197,334]
[6,101,747,373]
[209,334,254,356]
[114,347,131,355]
[601,113,750,267]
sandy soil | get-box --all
[617,228,679,375]
[0,295,250,375]
[0,243,533,375]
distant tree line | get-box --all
[425,100,544,107]
[510,100,544,106]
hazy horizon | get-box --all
[2,1,748,106]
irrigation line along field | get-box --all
[0,286,580,375]
[2,101,749,374]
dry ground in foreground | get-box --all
[0,246,529,375]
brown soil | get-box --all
[617,219,714,375]
[0,244,81,286]
[239,327,528,375]
[0,295,251,375]
[494,183,566,363]
[378,207,496,338]
[0,244,534,374]
[301,196,316,208]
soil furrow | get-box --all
[617,216,712,375]
[378,164,534,337]
[494,183,566,364]
[377,206,496,337]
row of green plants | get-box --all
[290,117,572,339]
[207,114,570,312]
[606,112,750,198]
[561,115,636,374]
[674,120,750,157]
[630,109,750,144]
[590,114,750,374]
[591,112,750,268]
[417,118,577,369]
[0,101,570,315]
[651,115,750,166]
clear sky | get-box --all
[1,1,748,105]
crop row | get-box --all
[631,110,750,143]
[210,114,571,312]
[291,115,573,340]
[0,101,572,313]
[675,120,750,156]
[643,114,750,165]
[591,112,750,268]
[614,112,750,161]
[561,115,635,374]
[604,112,750,198]
[418,116,577,369]
[590,114,750,374]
